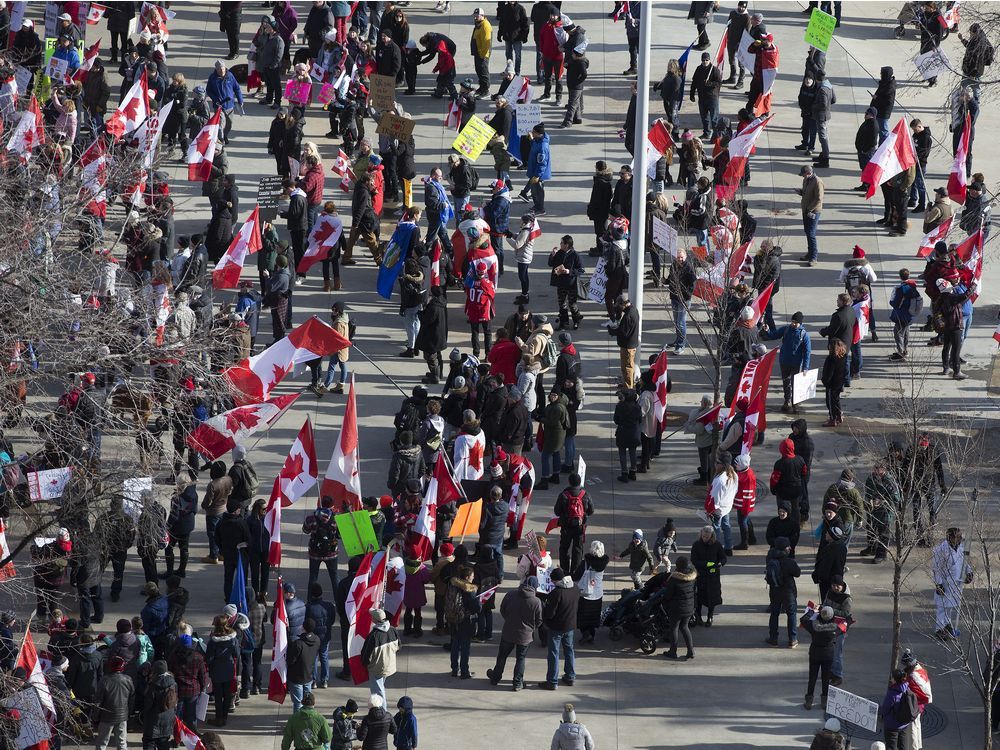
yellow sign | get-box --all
[804,8,836,53]
[451,115,495,162]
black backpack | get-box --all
[311,516,339,557]
[231,461,259,501]
[894,690,920,725]
[394,399,422,435]
[844,266,863,295]
[765,557,784,589]
[466,163,480,191]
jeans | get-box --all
[313,639,330,684]
[546,629,576,684]
[801,117,817,149]
[427,218,453,255]
[807,656,833,698]
[816,119,830,158]
[893,321,910,354]
[618,446,637,474]
[206,514,221,558]
[369,676,386,703]
[846,343,862,384]
[697,97,719,137]
[95,720,128,750]
[505,40,523,74]
[910,164,927,207]
[308,557,338,593]
[492,640,529,686]
[963,308,973,341]
[323,357,349,387]
[450,633,472,676]
[769,594,797,642]
[473,54,490,92]
[802,212,820,260]
[540,450,561,477]
[694,228,710,251]
[564,87,584,124]
[516,262,530,296]
[177,695,198,727]
[78,583,104,627]
[402,306,421,349]
[832,631,847,678]
[876,117,889,143]
[563,435,576,468]
[942,328,963,373]
[712,512,733,551]
[288,681,313,712]
[671,299,687,348]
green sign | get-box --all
[804,8,836,53]
[335,510,379,557]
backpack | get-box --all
[765,557,785,589]
[58,389,81,413]
[347,317,357,341]
[894,690,920,725]
[565,490,586,521]
[844,266,863,295]
[984,40,996,67]
[395,399,422,435]
[444,585,465,624]
[231,461,259,500]
[311,515,339,557]
[153,683,178,713]
[907,288,924,319]
[467,163,480,191]
[539,336,559,370]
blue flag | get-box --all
[507,113,520,160]
[228,549,254,651]
[678,41,695,82]
[430,179,454,226]
[376,221,418,300]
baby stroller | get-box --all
[602,576,672,654]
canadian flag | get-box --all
[861,118,916,199]
[528,217,542,241]
[752,44,779,116]
[505,455,535,541]
[187,107,222,181]
[153,284,171,346]
[321,375,362,512]
[106,69,149,140]
[652,350,670,431]
[17,628,55,720]
[428,453,463,507]
[612,1,630,21]
[692,240,753,304]
[993,322,1000,345]
[126,168,149,207]
[223,316,352,405]
[444,100,461,130]
[645,119,674,179]
[696,403,724,427]
[187,394,300,460]
[942,1,961,28]
[453,428,486,480]
[715,25,729,73]
[332,148,350,177]
[749,280,775,326]
[213,206,264,289]
[853,296,871,344]
[717,114,771,201]
[339,167,356,193]
[263,495,282,565]
[410,478,438,561]
[73,40,102,82]
[137,99,173,169]
[347,551,387,684]
[947,112,971,205]
[268,577,289,703]
[728,348,778,456]
[429,239,443,287]
[173,718,205,750]
[384,555,406,626]
[79,139,108,219]
[6,95,45,158]
[268,416,318,509]
[299,213,344,274]
[955,228,985,303]
[915,216,953,257]
[87,3,108,24]
[0,518,15,580]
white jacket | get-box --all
[710,471,738,516]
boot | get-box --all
[572,313,583,330]
[804,694,814,710]
[549,473,560,486]
[323,280,332,292]
[538,86,551,101]
[747,520,757,546]
[735,74,745,89]
[334,276,343,291]
[734,526,748,551]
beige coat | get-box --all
[800,175,825,216]
[333,313,350,362]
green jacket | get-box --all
[541,394,570,452]
[824,482,864,526]
[281,707,332,750]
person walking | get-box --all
[660,555,697,660]
[690,526,726,627]
[689,52,722,140]
[796,165,824,265]
[539,568,579,690]
[553,474,594,572]
[487,574,543,691]
[550,703,595,750]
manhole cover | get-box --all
[657,473,768,508]
[832,701,947,741]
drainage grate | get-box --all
[835,701,947,741]
[656,474,768,508]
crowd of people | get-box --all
[0,1,993,750]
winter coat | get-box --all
[360,623,399,678]
[142,672,177,740]
[881,683,914,731]
[800,613,838,660]
[766,514,801,551]
[331,707,358,750]
[870,67,896,119]
[821,352,847,391]
[542,393,570,452]
[448,577,482,639]
[811,80,836,122]
[497,2,530,43]
[205,632,239,683]
[285,596,307,638]
[812,539,847,584]
[391,699,419,750]
[282,706,333,750]
[661,568,697,619]
[214,511,250,561]
[766,546,800,602]
[543,578,580,633]
[690,537,725,607]
[141,595,169,639]
[586,169,614,225]
[415,296,448,353]
[387,445,426,496]
[613,393,642,449]
[286,632,321,684]
[855,118,879,154]
[499,584,543,644]
[305,598,336,643]
[67,643,103,701]
[765,324,812,370]
[771,445,808,500]
[527,134,552,181]
[551,721,596,750]
[819,304,855,350]
[94,672,135,724]
[479,500,508,548]
[359,707,392,750]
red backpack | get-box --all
[565,491,586,521]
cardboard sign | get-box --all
[376,112,416,139]
[368,73,396,111]
[284,79,312,105]
[14,66,32,95]
[792,368,819,404]
[2,688,51,750]
[652,215,678,257]
[44,56,68,83]
[256,175,286,222]
[912,48,951,81]
[451,115,496,161]
[587,256,608,303]
[515,102,541,137]
[317,82,337,105]
[577,455,587,485]
[335,510,379,556]
[449,499,483,539]
[804,7,837,53]
[826,687,879,732]
[28,468,72,501]
[525,529,541,565]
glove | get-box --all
[935,584,945,596]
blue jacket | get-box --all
[392,699,418,750]
[53,45,80,71]
[955,282,974,319]
[527,133,551,181]
[880,682,912,731]
[140,595,170,638]
[305,598,336,643]
[205,71,243,111]
[285,596,307,638]
[485,188,512,234]
[764,324,811,370]
[889,280,922,325]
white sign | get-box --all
[536,564,554,594]
[577,455,586,486]
[826,686,879,733]
[2,688,51,750]
[792,368,819,404]
[27,467,72,501]
[44,56,68,83]
[515,102,541,137]
[736,29,756,73]
[123,477,153,519]
[912,48,951,81]
[14,65,32,95]
[652,216,678,257]
[587,257,608,303]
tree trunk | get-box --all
[890,558,903,673]
[984,701,993,750]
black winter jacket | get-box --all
[543,581,580,633]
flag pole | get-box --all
[14,612,36,665]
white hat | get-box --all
[58,12,72,20]
[740,306,754,321]
[824,718,841,732]
[139,29,152,41]
[323,30,338,43]
[21,19,33,28]
[936,278,952,292]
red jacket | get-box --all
[734,467,757,514]
[488,339,521,384]
[433,40,455,73]
[300,163,325,207]
[539,22,564,62]
[370,164,385,216]
[465,277,496,323]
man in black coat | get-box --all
[689,52,722,140]
[214,499,250,600]
[766,536,801,647]
[554,332,582,384]
[376,28,402,79]
[586,161,614,250]
[539,568,579,690]
[417,286,449,385]
[819,293,855,353]
[812,526,847,601]
[666,249,696,354]
[611,294,641,389]
[766,503,801,557]
[496,1,530,75]
[853,107,880,192]
[479,487,509,577]
[498,387,530,455]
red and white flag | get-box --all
[429,239,443,287]
[717,115,770,201]
[73,40,102,82]
[332,148,350,176]
[268,577,288,703]
[453,429,486,480]
[263,495,282,565]
[17,628,55,718]
[652,350,670,431]
[299,213,344,274]
[444,99,461,130]
[505,455,535,541]
[942,1,961,28]
[87,3,108,24]
[612,1,630,22]
[749,280,775,326]
[861,118,916,199]
[321,375,362,512]
[137,100,173,169]
[213,205,263,289]
[173,718,205,750]
[693,240,752,304]
[645,119,674,179]
[79,138,108,218]
[527,217,542,241]
[268,416,318,509]
[347,551,387,684]
[955,229,985,302]
[187,107,222,181]
[384,555,406,626]
[853,297,871,343]
[339,167,356,193]
[428,453,463,507]
[106,70,149,140]
[916,216,953,257]
[696,403,724,427]
[0,518,15,581]
[411,480,438,561]
[947,112,971,205]
[714,25,729,73]
[752,44,779,116]
[728,348,778,456]
[223,316,351,404]
[187,394,300,460]
[6,95,45,158]
[993,322,1000,345]
[516,75,534,103]
[126,169,149,207]
[153,284,171,346]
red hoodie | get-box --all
[734,467,757,514]
[433,40,456,74]
[539,21,565,62]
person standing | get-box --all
[548,235,584,332]
[286,617,321,711]
[870,66,896,143]
[471,8,493,98]
[812,525,847,601]
[902,649,933,750]
[255,17,285,109]
[688,1,715,49]
[765,536,800,648]
[281,692,332,750]
[724,2,750,87]
[361,608,400,703]
[561,48,588,128]
[934,279,974,381]
[707,459,737,555]
[666,248,695,355]
[553,474,593,572]
[689,52,722,141]
[763,312,811,414]
[205,615,239,727]
[538,568,579,690]
[932,527,972,639]
[800,606,838,710]
[690,526,726,627]
[524,124,551,215]
[306,584,336,688]
[610,294,640,389]
[446,565,480,679]
[496,2,529,74]
[796,166,824,266]
[880,669,915,749]
[487,574,543,691]
[550,704,595,750]
[660,556,697,660]
[888,269,923,361]
[93,656,134,750]
[218,2,242,59]
[853,108,879,192]
[909,119,932,212]
[810,71,835,169]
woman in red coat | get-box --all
[733,453,757,550]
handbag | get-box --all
[574,273,588,301]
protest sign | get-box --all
[652,215,678,257]
[284,79,312,105]
[256,175,285,221]
[369,73,396,111]
[792,369,819,404]
[804,8,837,52]
[912,48,951,80]
[587,257,608,303]
[451,115,496,161]
[450,499,483,540]
[376,113,416,139]
[826,687,879,733]
[335,510,379,556]
[515,102,541,136]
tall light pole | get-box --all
[628,1,653,361]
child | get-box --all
[390,696,418,750]
[402,557,430,637]
[653,519,677,573]
[509,213,537,304]
[489,134,513,190]
[618,529,654,589]
[131,615,155,666]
